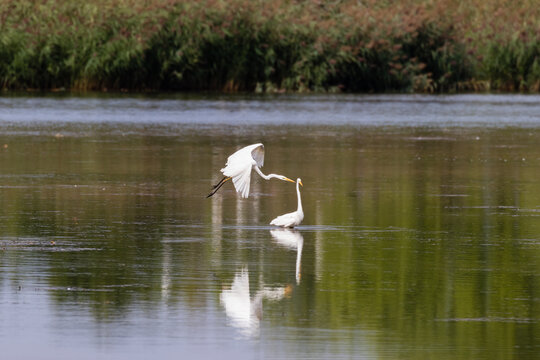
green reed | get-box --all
[0,0,538,92]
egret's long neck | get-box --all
[253,166,270,180]
[254,166,283,181]
[296,181,303,213]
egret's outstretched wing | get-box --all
[218,143,264,198]
[223,143,263,169]
[232,164,252,198]
[222,148,249,173]
[250,143,264,168]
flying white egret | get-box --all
[207,143,295,198]
[270,178,304,228]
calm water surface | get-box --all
[1,94,539,359]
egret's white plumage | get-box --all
[208,143,295,198]
[270,178,304,228]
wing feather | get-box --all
[232,164,252,198]
[250,143,264,168]
[218,143,263,198]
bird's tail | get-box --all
[207,176,231,198]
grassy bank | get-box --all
[0,0,538,92]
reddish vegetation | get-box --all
[0,0,538,92]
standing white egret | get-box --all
[207,143,295,198]
[270,178,304,228]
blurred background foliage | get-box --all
[0,0,538,92]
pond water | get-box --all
[1,94,539,359]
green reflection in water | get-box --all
[0,125,539,359]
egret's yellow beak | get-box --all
[284,177,295,184]
[299,180,303,187]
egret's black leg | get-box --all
[207,177,231,198]
[212,176,228,189]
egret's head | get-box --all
[280,176,295,183]
[297,178,303,187]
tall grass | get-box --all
[0,0,538,92]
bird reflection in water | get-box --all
[220,268,292,338]
[270,228,304,284]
